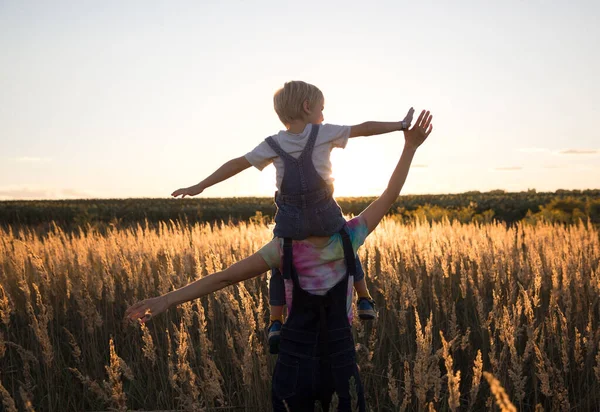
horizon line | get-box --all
[1,188,599,202]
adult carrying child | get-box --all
[128,109,434,410]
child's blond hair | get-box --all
[273,81,324,126]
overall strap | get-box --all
[265,136,296,162]
[339,227,356,279]
[319,225,354,360]
[297,124,320,161]
[283,237,300,288]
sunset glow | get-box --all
[1,1,598,200]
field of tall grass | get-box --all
[0,217,599,411]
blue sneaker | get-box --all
[357,297,377,321]
[268,320,282,354]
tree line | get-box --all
[0,189,598,232]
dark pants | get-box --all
[271,228,366,411]
[272,343,365,411]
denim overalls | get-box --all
[267,124,365,307]
[266,124,347,240]
[271,227,366,411]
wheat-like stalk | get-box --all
[387,354,399,407]
[0,216,599,410]
[468,350,483,411]
[0,380,18,412]
[440,331,461,412]
[105,337,130,411]
[400,360,412,412]
[483,371,517,412]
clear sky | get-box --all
[1,0,598,199]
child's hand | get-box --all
[402,107,415,129]
[124,295,169,324]
[404,110,433,150]
[171,184,203,198]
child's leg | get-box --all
[354,277,372,300]
[271,305,284,322]
[269,268,286,322]
[354,255,376,321]
[353,255,372,300]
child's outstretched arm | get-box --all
[360,110,433,234]
[171,156,252,198]
[349,107,415,138]
[125,253,269,323]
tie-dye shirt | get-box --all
[258,216,368,322]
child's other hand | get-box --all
[124,295,169,324]
[403,107,415,128]
[404,110,433,150]
[171,184,203,198]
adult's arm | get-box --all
[359,110,433,234]
[125,253,269,322]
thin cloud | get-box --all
[61,188,93,197]
[494,167,523,171]
[0,187,96,200]
[518,148,551,153]
[0,188,53,199]
[543,165,563,169]
[558,149,598,155]
[12,156,52,163]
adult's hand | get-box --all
[404,110,433,149]
[124,295,169,324]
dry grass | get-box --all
[0,217,599,411]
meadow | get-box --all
[0,215,599,411]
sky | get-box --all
[1,0,599,199]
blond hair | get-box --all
[273,81,324,125]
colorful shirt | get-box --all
[244,123,350,189]
[258,216,368,322]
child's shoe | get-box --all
[357,297,377,320]
[268,320,282,354]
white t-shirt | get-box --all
[244,123,351,190]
